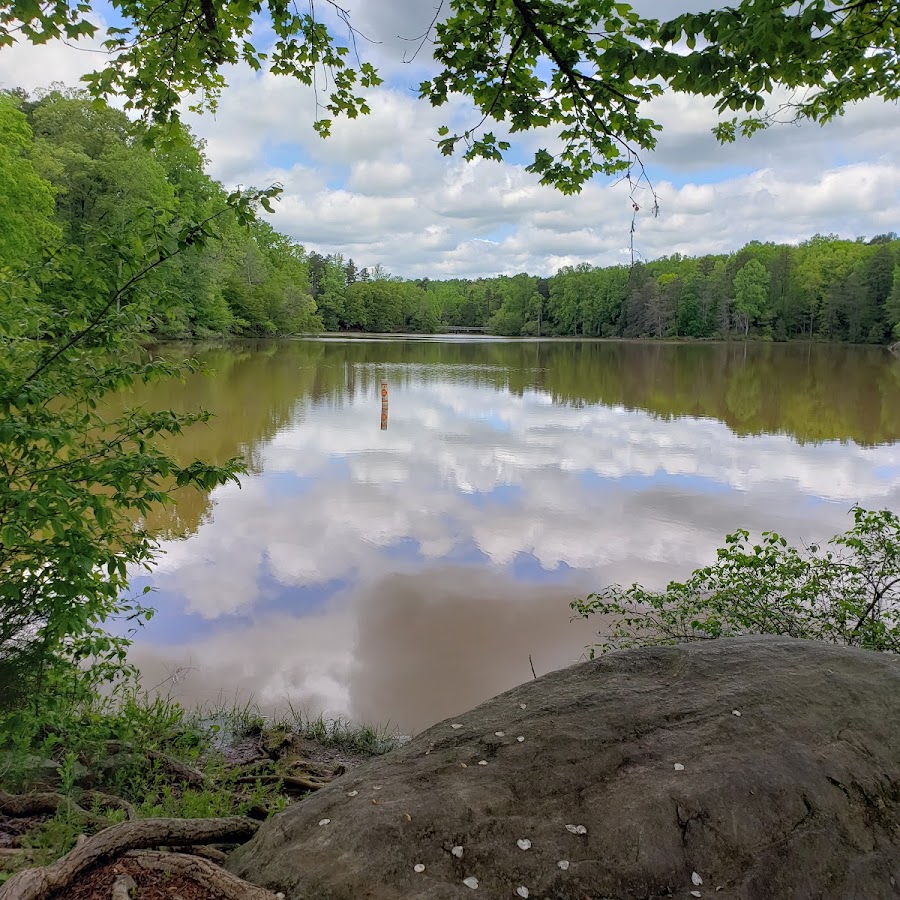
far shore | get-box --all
[148,331,894,350]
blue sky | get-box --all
[1,0,898,278]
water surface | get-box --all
[123,338,900,731]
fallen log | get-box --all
[0,816,259,900]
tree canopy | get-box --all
[1,0,897,192]
[5,86,897,343]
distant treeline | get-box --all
[3,87,899,343]
[309,236,900,344]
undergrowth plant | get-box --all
[573,505,900,656]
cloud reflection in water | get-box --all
[128,340,900,731]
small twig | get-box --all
[529,654,537,680]
[401,0,445,63]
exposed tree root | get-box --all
[1,790,75,817]
[0,791,105,827]
[122,850,280,899]
[0,815,259,900]
[287,759,343,780]
[234,773,329,792]
[184,844,229,863]
[0,789,135,826]
[84,791,136,821]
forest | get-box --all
[4,86,899,344]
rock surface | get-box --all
[227,637,900,899]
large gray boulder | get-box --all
[228,636,900,899]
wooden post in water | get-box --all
[380,379,388,430]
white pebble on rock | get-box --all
[674,763,685,771]
[478,760,488,766]
[517,839,532,850]
[495,731,505,737]
[463,876,479,889]
[414,864,426,873]
[451,723,463,729]
[732,710,742,717]
[347,790,358,797]
[565,824,587,835]
[691,892,702,898]
[519,704,527,709]
[451,846,464,859]
[692,872,704,886]
[516,887,529,898]
[517,736,525,742]
[318,819,330,826]
[557,860,570,871]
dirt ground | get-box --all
[52,857,217,900]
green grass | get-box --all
[186,695,401,757]
[278,703,401,756]
[0,679,399,872]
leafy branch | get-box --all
[573,506,900,657]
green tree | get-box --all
[0,93,59,268]
[733,259,770,336]
[318,257,349,330]
[30,91,176,252]
[3,1,896,193]
[0,188,275,708]
[887,266,900,341]
[675,273,711,338]
[404,284,441,333]
[345,281,405,332]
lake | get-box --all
[124,338,900,732]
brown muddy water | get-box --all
[119,337,900,732]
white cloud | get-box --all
[0,22,108,93]
[2,2,898,277]
[147,375,900,622]
[131,362,900,731]
[181,69,899,277]
[129,568,600,731]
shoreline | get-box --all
[145,331,891,349]
[0,698,397,890]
